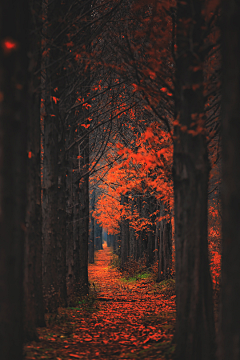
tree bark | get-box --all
[95,221,103,250]
[120,194,129,268]
[0,1,29,358]
[173,1,215,359]
[76,127,89,296]
[89,189,95,264]
[157,204,172,282]
[24,0,45,341]
[219,1,240,358]
[41,0,69,312]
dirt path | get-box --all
[24,244,175,360]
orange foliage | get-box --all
[93,122,173,236]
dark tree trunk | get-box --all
[136,195,142,261]
[120,195,129,268]
[155,210,160,263]
[107,234,116,250]
[24,0,45,341]
[66,122,75,301]
[56,131,67,307]
[41,0,69,312]
[219,1,240,359]
[112,234,117,251]
[95,221,103,250]
[65,0,92,301]
[107,233,110,247]
[42,90,60,312]
[146,196,156,266]
[66,117,90,300]
[76,127,89,296]
[89,189,95,264]
[158,206,164,282]
[129,196,136,259]
[0,1,29,358]
[65,96,90,301]
[173,1,215,359]
[157,205,172,282]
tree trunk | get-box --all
[0,1,29,358]
[66,122,75,301]
[173,1,215,359]
[95,221,103,250]
[129,196,136,259]
[89,189,95,264]
[219,1,240,359]
[120,195,129,268]
[157,204,172,282]
[77,128,89,296]
[24,0,45,341]
[146,196,156,266]
[42,88,60,312]
[41,0,69,312]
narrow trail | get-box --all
[24,244,175,360]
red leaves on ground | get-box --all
[24,244,176,359]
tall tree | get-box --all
[219,0,240,358]
[173,0,215,359]
[65,2,93,303]
[41,0,67,312]
[24,0,45,340]
[89,188,95,264]
[0,0,30,358]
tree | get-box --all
[41,0,68,313]
[24,0,45,341]
[0,0,30,358]
[219,0,240,358]
[173,1,215,359]
[89,188,95,263]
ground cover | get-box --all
[24,244,176,359]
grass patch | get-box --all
[121,272,152,283]
[154,279,175,297]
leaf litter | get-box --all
[24,243,175,359]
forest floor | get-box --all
[24,243,176,360]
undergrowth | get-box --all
[126,341,176,359]
[121,272,151,283]
[68,293,98,312]
[110,252,121,269]
[153,279,175,297]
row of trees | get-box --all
[0,0,239,359]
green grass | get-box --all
[155,279,175,296]
[121,272,151,283]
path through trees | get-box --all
[24,244,176,359]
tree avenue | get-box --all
[0,0,236,359]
